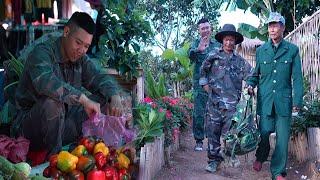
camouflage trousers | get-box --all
[205,101,236,163]
[12,94,106,156]
[192,88,208,143]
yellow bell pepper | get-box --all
[93,142,109,156]
[57,151,78,173]
[71,145,88,157]
[117,153,130,169]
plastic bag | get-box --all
[82,114,135,147]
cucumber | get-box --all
[0,156,14,176]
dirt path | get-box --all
[155,128,309,180]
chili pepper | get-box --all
[118,168,130,180]
[94,152,107,170]
[117,153,130,169]
[103,166,119,180]
[79,137,95,153]
[49,154,58,168]
[57,151,78,173]
[93,142,109,156]
[87,169,106,180]
[71,145,88,157]
[76,155,95,174]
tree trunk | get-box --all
[307,127,320,161]
[289,132,308,163]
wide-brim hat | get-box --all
[85,0,101,6]
[215,24,244,45]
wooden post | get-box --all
[307,127,320,161]
[136,68,144,102]
[290,132,308,162]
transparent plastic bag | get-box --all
[82,114,135,147]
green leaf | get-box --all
[162,49,175,60]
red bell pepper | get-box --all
[49,154,58,168]
[87,169,106,180]
[95,152,107,170]
[67,169,85,180]
[79,137,95,153]
[118,169,130,180]
[103,166,119,180]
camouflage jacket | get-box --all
[188,38,220,89]
[199,48,253,109]
[15,36,120,110]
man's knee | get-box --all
[40,98,65,117]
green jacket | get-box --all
[188,38,220,89]
[246,39,303,116]
[15,36,120,110]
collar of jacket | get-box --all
[218,46,237,58]
[263,39,289,59]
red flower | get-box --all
[159,108,164,113]
[166,110,172,119]
[143,97,153,103]
[151,102,157,109]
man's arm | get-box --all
[188,40,200,63]
[199,52,216,92]
[292,46,303,109]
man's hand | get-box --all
[292,106,300,113]
[203,85,210,93]
[79,94,101,118]
[198,36,209,52]
[106,95,123,117]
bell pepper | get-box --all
[93,142,109,156]
[49,154,58,168]
[49,167,63,179]
[79,137,96,153]
[76,155,95,174]
[57,151,79,173]
[87,169,106,180]
[117,153,130,169]
[94,152,107,170]
[103,166,119,180]
[121,148,134,162]
[71,145,88,157]
[67,169,85,180]
[118,169,130,180]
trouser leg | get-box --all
[206,104,235,163]
[255,112,275,163]
[192,89,208,143]
[270,114,291,179]
[19,98,65,155]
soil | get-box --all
[154,128,311,180]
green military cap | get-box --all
[266,12,285,25]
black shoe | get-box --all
[205,161,219,173]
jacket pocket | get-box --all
[259,60,273,75]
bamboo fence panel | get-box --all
[285,10,320,97]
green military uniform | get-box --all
[188,39,219,144]
[246,39,303,179]
[12,35,120,155]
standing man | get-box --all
[11,12,123,164]
[188,18,219,151]
[199,24,253,173]
[247,12,303,180]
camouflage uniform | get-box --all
[188,39,219,144]
[11,36,120,155]
[199,48,252,163]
